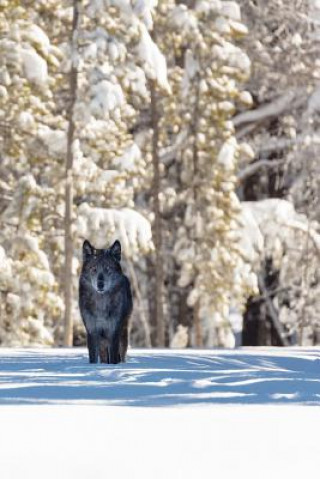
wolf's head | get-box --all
[81,239,122,294]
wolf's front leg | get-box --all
[99,338,109,363]
[119,328,128,363]
[87,332,99,364]
[108,334,121,364]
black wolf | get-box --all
[79,239,133,364]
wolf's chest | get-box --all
[93,300,111,320]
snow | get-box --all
[0,347,319,406]
[182,50,199,96]
[0,405,318,479]
[20,47,48,85]
[138,25,171,92]
[309,0,320,23]
[212,41,251,75]
[307,85,320,113]
[170,325,189,348]
[13,233,51,270]
[234,90,297,127]
[221,1,241,21]
[22,24,50,51]
[133,0,158,29]
[238,203,264,263]
[196,0,222,15]
[0,348,319,479]
[126,66,148,97]
[77,204,153,255]
[0,348,320,479]
[38,126,67,158]
[170,5,197,33]
[90,80,125,116]
[113,143,142,171]
[217,137,237,169]
[18,111,35,129]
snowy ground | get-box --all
[0,347,319,405]
[0,347,320,478]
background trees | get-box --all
[0,0,319,348]
[236,0,320,345]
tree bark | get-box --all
[63,0,79,347]
[238,159,284,182]
[126,256,152,348]
[191,76,203,347]
[150,80,165,347]
[258,274,290,346]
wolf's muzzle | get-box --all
[97,273,104,292]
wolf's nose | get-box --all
[97,273,104,291]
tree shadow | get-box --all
[0,348,319,406]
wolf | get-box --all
[79,239,133,364]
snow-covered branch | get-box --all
[238,159,284,182]
[233,90,301,127]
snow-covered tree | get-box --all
[240,199,320,346]
[140,0,257,347]
[2,0,319,350]
[235,0,320,209]
[233,0,320,345]
[0,2,64,345]
[0,0,165,345]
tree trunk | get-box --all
[194,302,202,347]
[150,80,165,347]
[191,76,203,347]
[63,0,79,347]
[126,256,152,348]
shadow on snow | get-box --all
[0,348,319,406]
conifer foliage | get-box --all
[0,1,318,347]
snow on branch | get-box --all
[90,81,125,117]
[20,47,48,86]
[241,199,320,264]
[258,134,320,155]
[77,203,153,257]
[159,129,189,165]
[238,159,284,182]
[137,24,171,93]
[233,90,299,127]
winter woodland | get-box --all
[1,0,320,349]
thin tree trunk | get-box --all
[63,0,79,347]
[194,302,202,348]
[258,274,290,346]
[146,256,157,346]
[126,257,152,348]
[191,75,203,347]
[150,80,165,347]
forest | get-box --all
[1,0,320,350]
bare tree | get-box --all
[64,0,79,347]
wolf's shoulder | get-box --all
[120,273,133,310]
[120,273,132,292]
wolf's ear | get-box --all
[109,240,121,262]
[83,240,94,260]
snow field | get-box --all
[0,347,320,478]
[0,405,319,479]
[0,347,319,405]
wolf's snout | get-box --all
[97,273,104,292]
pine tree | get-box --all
[150,0,257,347]
[0,1,64,345]
[0,0,168,345]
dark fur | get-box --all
[79,239,133,364]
